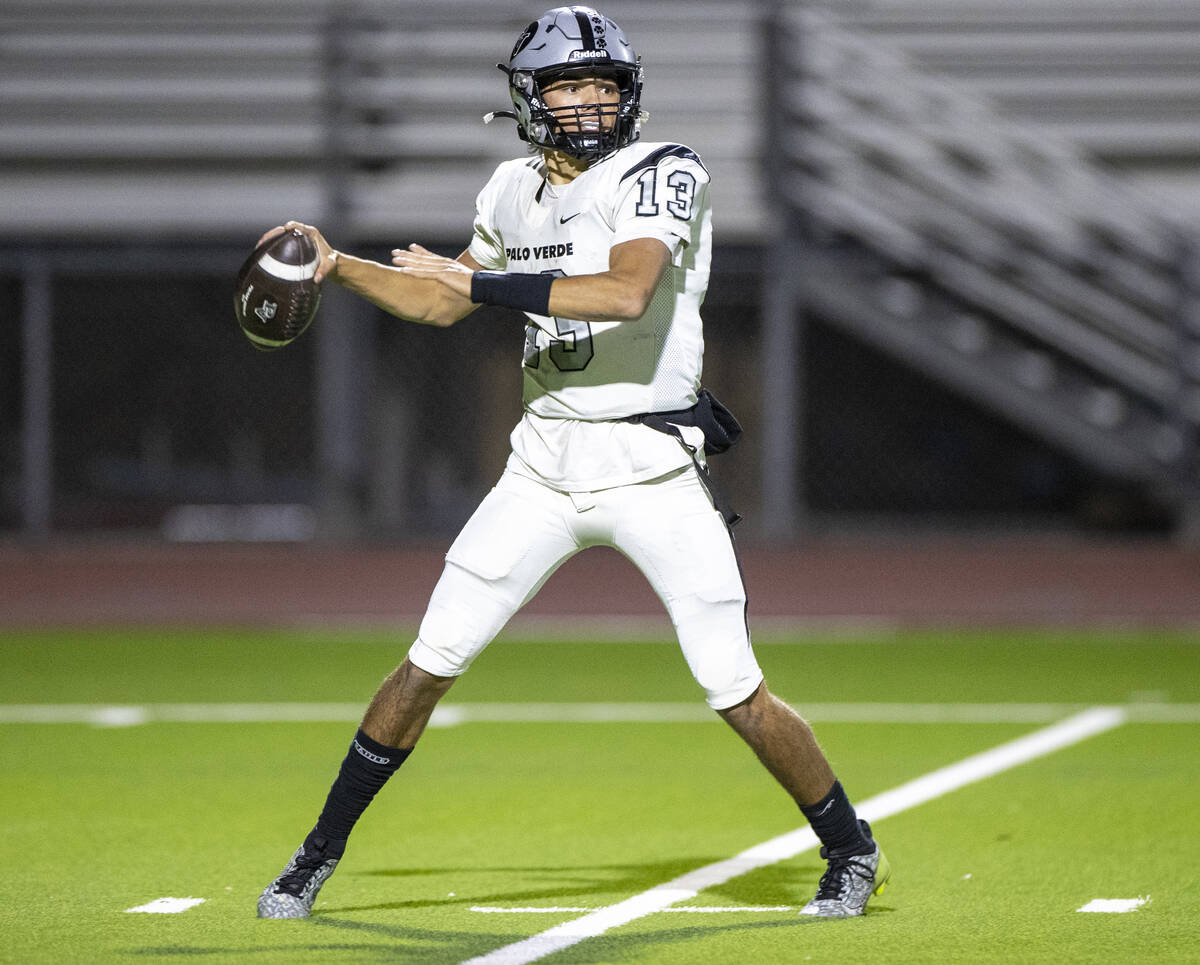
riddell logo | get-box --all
[568,49,609,60]
[353,740,391,765]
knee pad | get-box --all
[671,596,763,710]
[407,562,519,678]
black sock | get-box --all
[799,780,872,856]
[311,728,411,849]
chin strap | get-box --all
[483,109,519,125]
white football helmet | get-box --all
[490,6,644,162]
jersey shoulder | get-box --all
[478,156,543,200]
[613,142,710,184]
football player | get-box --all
[257,5,888,922]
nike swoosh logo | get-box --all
[559,212,582,224]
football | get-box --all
[233,228,323,351]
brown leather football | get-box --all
[234,229,322,351]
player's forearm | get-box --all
[545,237,669,321]
[333,252,475,326]
[545,272,654,322]
[470,239,669,322]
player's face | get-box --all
[541,74,621,134]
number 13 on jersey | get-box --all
[634,167,697,221]
[523,269,594,372]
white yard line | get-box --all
[471,907,597,914]
[434,702,1100,725]
[660,905,795,913]
[3,701,1195,726]
[0,702,367,726]
[457,706,1128,965]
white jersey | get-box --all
[468,141,713,491]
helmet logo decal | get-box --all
[589,12,608,50]
[573,9,597,50]
[511,21,538,59]
[569,8,608,60]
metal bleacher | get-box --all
[764,3,1200,523]
[830,0,1200,171]
[0,0,764,243]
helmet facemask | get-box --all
[511,64,642,162]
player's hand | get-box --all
[391,244,474,300]
[257,221,339,283]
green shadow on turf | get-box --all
[129,912,897,964]
[338,858,733,913]
[321,855,868,916]
[126,920,823,964]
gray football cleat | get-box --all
[256,834,343,919]
[799,828,890,918]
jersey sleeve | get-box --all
[467,172,508,270]
[610,144,711,256]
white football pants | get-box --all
[407,466,764,710]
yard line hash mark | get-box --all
[125,897,206,914]
[1078,897,1150,913]
[458,706,1128,965]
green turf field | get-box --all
[2,627,1198,963]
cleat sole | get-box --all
[872,851,892,896]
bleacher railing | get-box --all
[759,5,1199,534]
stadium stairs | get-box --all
[764,3,1200,534]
